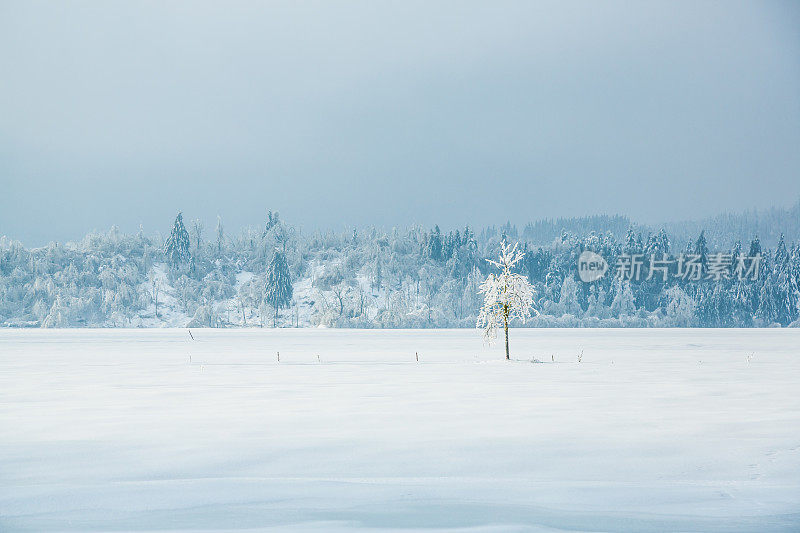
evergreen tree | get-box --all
[789,245,800,324]
[731,241,742,278]
[624,229,638,255]
[774,236,798,325]
[442,232,454,260]
[164,213,191,268]
[775,233,788,271]
[428,225,443,261]
[694,230,709,274]
[463,225,475,248]
[266,249,293,327]
[746,236,763,312]
[755,275,778,325]
[657,228,670,255]
[610,280,636,318]
[730,278,754,327]
[748,236,762,258]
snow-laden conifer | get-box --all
[266,249,293,327]
[477,241,535,360]
[164,213,191,268]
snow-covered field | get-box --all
[1,329,799,532]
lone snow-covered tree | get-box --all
[266,249,293,327]
[477,241,535,360]
[164,213,191,268]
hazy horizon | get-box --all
[3,196,798,250]
[2,1,799,246]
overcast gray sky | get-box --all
[1,1,799,246]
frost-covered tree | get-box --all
[558,274,582,316]
[191,218,204,256]
[372,258,383,291]
[694,230,709,274]
[610,280,636,318]
[164,213,191,268]
[215,215,224,257]
[665,285,696,327]
[477,241,535,360]
[585,285,609,319]
[186,302,221,328]
[426,225,443,261]
[266,249,293,327]
[748,236,762,258]
[624,229,639,255]
[264,210,279,236]
[148,270,160,318]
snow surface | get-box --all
[1,328,799,532]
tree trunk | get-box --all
[504,305,510,360]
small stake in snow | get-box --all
[317,354,320,363]
[416,352,419,363]
[578,350,583,363]
[188,329,195,341]
[551,354,554,363]
[277,351,280,363]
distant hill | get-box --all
[521,215,632,246]
[660,200,800,250]
[515,199,800,250]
